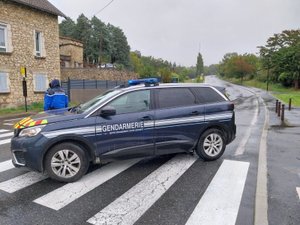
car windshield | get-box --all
[74,89,122,114]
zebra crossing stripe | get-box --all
[34,158,141,210]
[87,154,197,225]
[185,160,249,225]
[0,172,47,193]
[4,123,14,126]
[0,139,11,145]
[0,132,13,138]
[0,129,9,133]
[0,160,14,173]
[297,187,300,200]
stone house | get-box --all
[59,36,83,68]
[0,0,65,108]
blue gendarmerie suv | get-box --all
[11,79,236,182]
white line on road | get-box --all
[0,129,9,133]
[0,172,47,193]
[3,117,25,122]
[3,123,13,126]
[34,158,141,210]
[185,160,249,225]
[235,96,259,155]
[0,160,14,173]
[87,154,197,225]
[0,132,13,138]
[297,187,300,200]
[0,139,11,145]
[254,98,269,225]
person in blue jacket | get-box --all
[44,79,69,111]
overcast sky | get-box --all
[49,0,300,66]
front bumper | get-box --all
[10,134,47,172]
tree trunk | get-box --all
[294,79,299,89]
[294,71,300,89]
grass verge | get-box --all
[0,102,43,116]
[219,77,300,107]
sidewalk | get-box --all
[258,90,300,127]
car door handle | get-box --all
[190,111,200,115]
[141,116,153,121]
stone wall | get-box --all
[61,68,138,81]
[0,1,61,108]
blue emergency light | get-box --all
[128,78,159,86]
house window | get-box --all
[34,31,45,57]
[33,73,47,92]
[35,31,41,56]
[0,25,7,52]
[0,22,13,53]
[0,72,10,93]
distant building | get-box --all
[0,0,65,108]
[59,36,83,68]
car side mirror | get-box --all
[100,106,116,117]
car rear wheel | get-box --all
[45,142,89,182]
[196,128,225,161]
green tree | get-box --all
[218,53,257,83]
[73,14,93,63]
[107,24,130,67]
[90,16,110,65]
[196,52,204,76]
[59,17,76,38]
[259,29,300,88]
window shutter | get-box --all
[41,32,46,57]
[34,74,47,91]
[0,72,9,92]
[6,24,13,52]
[33,30,36,56]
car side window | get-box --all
[107,90,150,114]
[156,88,196,109]
[191,87,225,104]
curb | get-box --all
[0,112,37,120]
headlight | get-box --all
[19,125,45,137]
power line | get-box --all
[93,0,115,17]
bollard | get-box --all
[275,100,279,113]
[278,102,281,117]
[289,98,292,111]
[281,104,285,121]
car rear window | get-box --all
[191,87,226,104]
[156,88,196,109]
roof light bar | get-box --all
[128,78,159,86]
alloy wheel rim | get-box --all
[51,149,81,178]
[203,133,223,157]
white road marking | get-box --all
[235,96,259,155]
[185,160,249,225]
[0,132,13,138]
[0,139,11,145]
[34,158,141,210]
[0,160,14,173]
[4,117,25,122]
[87,154,197,225]
[4,123,13,126]
[0,129,9,133]
[0,172,47,193]
[254,98,269,225]
[297,187,300,200]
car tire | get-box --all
[196,128,225,161]
[45,142,89,182]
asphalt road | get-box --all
[0,76,299,225]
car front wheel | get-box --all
[45,142,89,182]
[196,129,225,161]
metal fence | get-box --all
[61,79,126,102]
